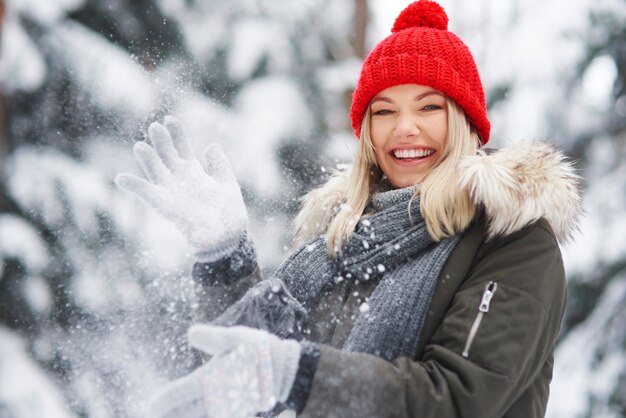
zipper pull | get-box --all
[462,281,498,358]
[479,281,498,312]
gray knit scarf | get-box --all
[217,186,460,362]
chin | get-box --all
[389,176,421,189]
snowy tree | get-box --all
[1,0,626,417]
[0,0,359,416]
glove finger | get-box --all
[149,122,181,169]
[133,141,170,184]
[164,115,194,161]
[188,324,258,356]
[149,368,208,418]
[115,174,164,209]
[203,143,237,185]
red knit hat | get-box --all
[349,0,490,143]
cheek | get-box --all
[429,115,448,146]
[371,142,387,169]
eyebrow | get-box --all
[370,91,445,104]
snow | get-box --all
[6,147,112,233]
[3,0,626,416]
[84,140,192,273]
[0,214,49,274]
[162,6,226,63]
[316,58,362,94]
[547,277,626,418]
[562,137,626,278]
[249,208,292,268]
[580,54,617,110]
[0,17,47,93]
[227,18,292,82]
[229,76,313,195]
[46,20,157,116]
[0,327,76,418]
[151,77,313,198]
[359,302,370,314]
[166,93,235,159]
[55,321,183,418]
[316,58,363,133]
[11,0,84,25]
[21,276,53,315]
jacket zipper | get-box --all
[462,281,498,358]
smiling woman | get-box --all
[116,1,582,417]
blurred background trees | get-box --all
[0,0,625,417]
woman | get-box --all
[116,1,581,417]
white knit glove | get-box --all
[149,325,301,418]
[115,116,248,262]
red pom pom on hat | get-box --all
[392,0,448,32]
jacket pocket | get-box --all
[462,281,498,358]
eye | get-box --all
[421,104,444,111]
[372,108,394,116]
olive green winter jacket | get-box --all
[193,141,581,418]
[299,218,566,418]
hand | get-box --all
[213,278,307,340]
[149,325,301,418]
[115,116,248,262]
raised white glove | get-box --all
[115,116,248,262]
[149,325,301,418]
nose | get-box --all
[393,113,419,138]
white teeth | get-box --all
[393,149,434,159]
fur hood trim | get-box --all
[458,141,581,243]
[294,141,582,244]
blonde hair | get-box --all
[294,98,481,255]
[323,108,382,254]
